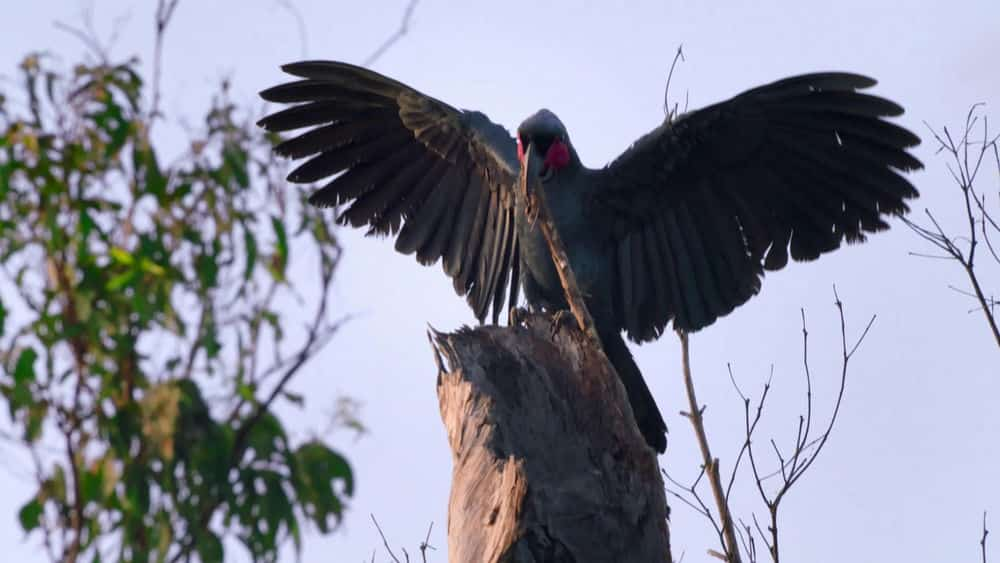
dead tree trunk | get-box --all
[431,312,672,563]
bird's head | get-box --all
[517,109,575,182]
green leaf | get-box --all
[25,401,47,442]
[223,145,249,189]
[81,466,102,503]
[78,209,96,239]
[99,456,119,499]
[261,310,282,342]
[49,465,67,502]
[202,324,221,359]
[246,413,286,460]
[13,347,38,386]
[109,246,134,265]
[242,228,257,281]
[0,298,6,337]
[282,390,304,407]
[196,252,220,289]
[292,441,353,533]
[106,269,137,291]
[237,382,256,402]
[138,146,167,200]
[196,531,224,563]
[138,257,165,277]
[269,216,288,279]
[17,498,42,532]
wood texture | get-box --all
[431,312,672,563]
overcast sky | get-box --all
[2,1,999,561]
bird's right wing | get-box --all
[259,61,521,323]
[593,73,922,339]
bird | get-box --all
[258,61,922,453]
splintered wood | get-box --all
[431,311,671,563]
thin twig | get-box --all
[739,289,873,562]
[663,468,715,522]
[62,427,83,563]
[274,0,309,58]
[906,105,1000,348]
[663,44,685,121]
[362,0,420,66]
[725,364,771,501]
[419,521,435,563]
[982,512,989,563]
[150,0,181,125]
[52,2,119,65]
[371,514,403,563]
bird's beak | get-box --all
[519,144,543,223]
[522,142,553,184]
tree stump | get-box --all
[431,312,672,563]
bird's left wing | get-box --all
[593,73,922,340]
[259,61,520,323]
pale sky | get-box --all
[2,1,999,562]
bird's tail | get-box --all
[599,330,667,453]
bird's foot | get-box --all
[548,309,576,339]
[508,306,530,327]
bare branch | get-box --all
[419,522,435,563]
[62,427,83,563]
[663,467,715,522]
[983,512,990,563]
[150,0,181,125]
[273,0,309,58]
[723,290,873,562]
[663,44,685,121]
[371,514,403,563]
[362,0,420,67]
[906,105,1000,348]
[725,364,771,503]
[52,2,128,65]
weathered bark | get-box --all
[431,312,671,563]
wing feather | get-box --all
[259,60,520,322]
[597,72,921,336]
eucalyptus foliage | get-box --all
[0,53,350,563]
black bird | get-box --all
[258,61,922,453]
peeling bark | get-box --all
[431,312,671,563]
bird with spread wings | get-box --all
[258,61,921,453]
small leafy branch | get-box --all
[0,22,348,563]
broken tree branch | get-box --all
[431,312,671,563]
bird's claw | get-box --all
[508,306,530,327]
[548,310,575,339]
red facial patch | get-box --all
[517,136,525,163]
[544,140,571,170]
